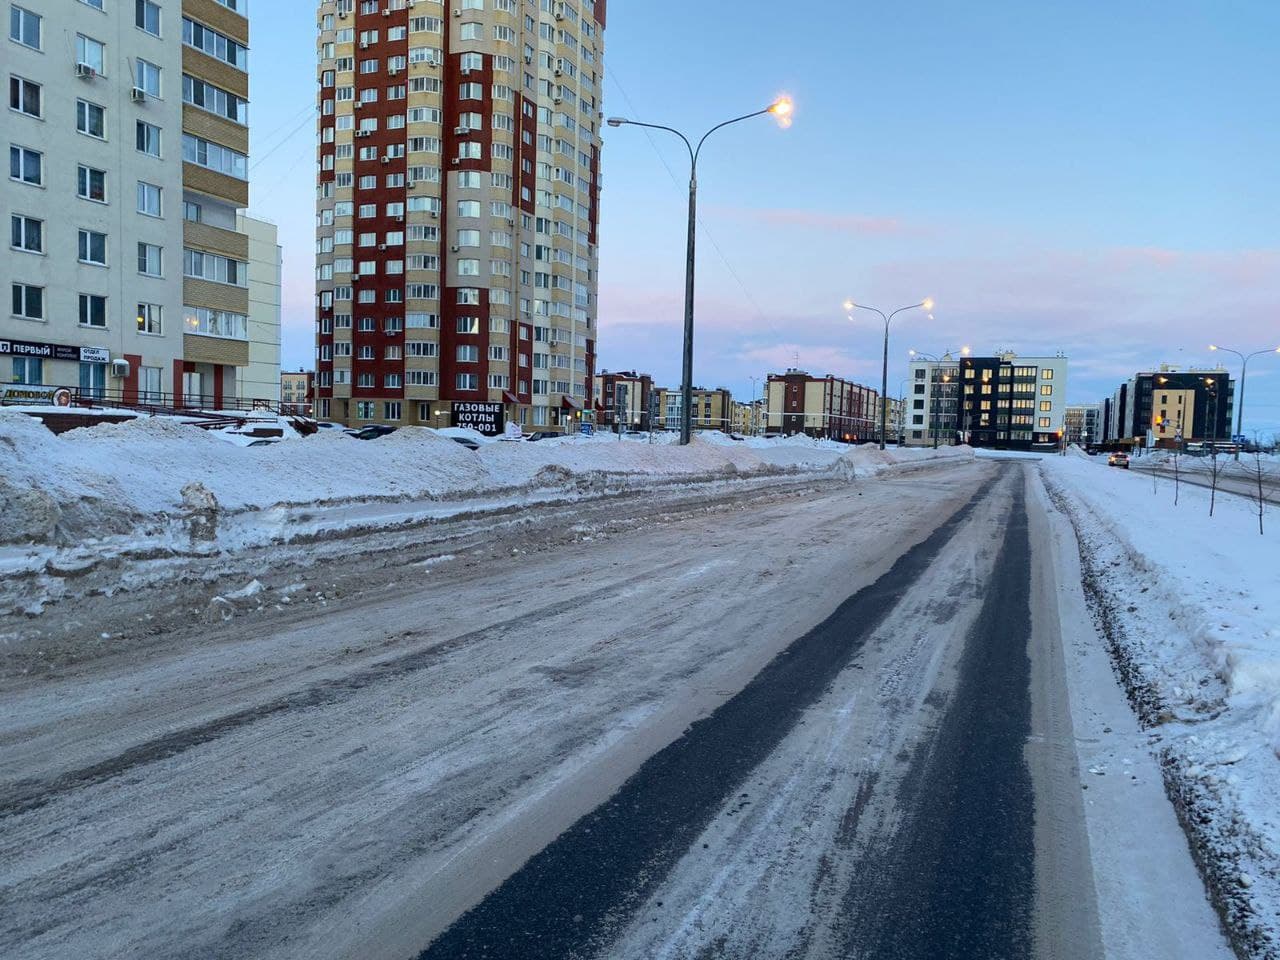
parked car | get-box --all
[312,421,345,431]
[448,436,481,451]
[346,424,397,441]
[214,431,280,448]
[524,431,563,442]
[1107,452,1130,469]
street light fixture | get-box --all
[846,298,934,449]
[1208,344,1280,440]
[608,95,793,445]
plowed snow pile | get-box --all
[0,411,969,551]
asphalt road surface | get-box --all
[0,461,1232,960]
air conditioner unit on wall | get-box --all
[130,87,147,103]
[110,359,131,379]
[75,63,98,79]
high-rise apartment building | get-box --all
[313,0,606,431]
[3,0,260,408]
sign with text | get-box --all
[79,346,110,364]
[0,385,72,406]
[0,338,80,362]
[451,401,503,436]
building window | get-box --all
[78,228,107,265]
[11,282,42,319]
[183,200,202,222]
[182,18,248,69]
[78,293,107,327]
[76,99,106,138]
[136,181,162,216]
[79,361,106,399]
[140,365,162,402]
[10,214,42,253]
[137,241,163,276]
[9,5,41,50]
[1040,385,1053,396]
[136,59,162,97]
[136,302,162,334]
[8,144,41,184]
[77,165,107,202]
[12,355,42,384]
[183,305,247,338]
[456,373,478,390]
[136,120,162,157]
[136,0,162,37]
[9,75,41,117]
[1042,369,1054,380]
[75,34,105,73]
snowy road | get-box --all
[0,461,1233,960]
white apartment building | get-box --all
[4,0,273,409]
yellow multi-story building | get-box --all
[658,387,733,433]
[313,0,606,433]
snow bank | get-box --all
[1042,455,1280,955]
[0,412,971,551]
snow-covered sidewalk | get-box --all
[1042,454,1280,957]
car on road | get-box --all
[524,431,563,442]
[447,436,481,450]
[1107,452,1130,469]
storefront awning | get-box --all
[502,391,520,405]
[561,394,581,410]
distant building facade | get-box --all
[594,370,653,431]
[764,369,878,441]
[1104,365,1234,445]
[907,353,1069,448]
[1064,403,1102,445]
[280,370,314,415]
[658,387,733,432]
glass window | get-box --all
[77,165,107,201]
[77,99,106,138]
[8,144,41,184]
[78,229,107,264]
[10,214,42,253]
[79,293,107,327]
[12,355,43,384]
[11,282,43,319]
[79,361,106,399]
[76,34,105,72]
[136,59,162,97]
[136,0,161,36]
[137,242,162,276]
[9,5,40,49]
[136,120,162,156]
[136,302,162,334]
[136,181,162,216]
[10,75,41,117]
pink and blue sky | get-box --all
[252,1,1280,435]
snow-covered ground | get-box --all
[0,409,969,560]
[1042,454,1280,956]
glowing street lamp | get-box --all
[608,96,793,445]
[846,298,934,448]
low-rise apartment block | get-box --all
[906,352,1069,448]
[764,369,878,441]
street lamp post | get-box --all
[608,97,792,446]
[845,298,934,449]
[1203,377,1219,445]
[1208,344,1280,441]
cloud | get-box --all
[708,205,913,237]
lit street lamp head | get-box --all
[922,297,935,311]
[768,96,794,128]
[606,117,626,127]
